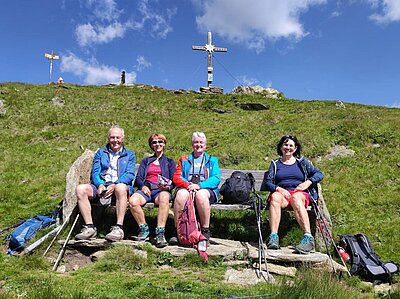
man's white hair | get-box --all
[192,131,206,144]
[108,125,124,138]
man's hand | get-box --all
[97,184,106,196]
[104,184,116,198]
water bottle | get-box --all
[338,246,350,263]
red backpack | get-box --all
[177,192,208,262]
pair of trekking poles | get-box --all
[249,190,351,280]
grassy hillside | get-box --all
[0,82,399,297]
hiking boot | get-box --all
[75,225,97,240]
[105,225,124,242]
[267,234,280,250]
[295,235,315,254]
[155,227,168,248]
[133,224,150,241]
[201,227,211,244]
[168,229,179,245]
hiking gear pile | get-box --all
[220,171,255,204]
[6,215,56,255]
[339,234,399,284]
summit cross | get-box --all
[192,32,227,88]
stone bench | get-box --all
[63,149,332,249]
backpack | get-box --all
[339,234,399,284]
[6,215,56,256]
[177,193,204,246]
[220,171,255,204]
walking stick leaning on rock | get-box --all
[52,213,80,272]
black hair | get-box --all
[276,135,302,157]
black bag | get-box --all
[220,171,255,204]
[339,234,399,284]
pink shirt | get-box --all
[147,162,162,183]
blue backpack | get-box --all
[6,215,56,255]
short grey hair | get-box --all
[192,131,206,144]
[108,125,125,138]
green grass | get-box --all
[1,82,400,298]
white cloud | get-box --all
[237,75,259,86]
[86,0,122,22]
[136,0,177,39]
[388,101,400,108]
[75,0,177,47]
[135,56,152,71]
[76,22,127,46]
[367,0,400,24]
[193,0,327,53]
[60,53,136,85]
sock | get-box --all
[86,223,95,228]
[270,232,278,238]
[304,232,312,238]
[116,224,123,229]
[156,226,165,234]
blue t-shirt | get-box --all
[275,160,304,190]
[189,155,205,182]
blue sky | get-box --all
[1,0,400,107]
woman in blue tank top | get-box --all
[261,135,324,254]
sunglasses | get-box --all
[151,140,165,145]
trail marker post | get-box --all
[44,51,60,84]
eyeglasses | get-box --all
[151,140,165,145]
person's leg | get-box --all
[267,192,289,249]
[291,192,314,254]
[290,192,311,233]
[155,191,171,228]
[128,193,147,226]
[154,191,171,248]
[114,183,129,226]
[75,184,97,240]
[194,189,211,228]
[268,192,289,233]
[173,189,190,227]
[76,183,94,225]
[105,183,128,242]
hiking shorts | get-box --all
[135,189,172,204]
[91,183,133,205]
[268,190,310,208]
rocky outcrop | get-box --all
[230,86,283,99]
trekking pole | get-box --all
[311,199,351,277]
[52,213,80,272]
[0,219,25,236]
[43,211,73,257]
[252,193,273,282]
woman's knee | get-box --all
[269,192,284,206]
[156,192,170,206]
[290,194,306,210]
[128,194,143,207]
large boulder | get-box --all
[63,149,94,221]
[230,86,283,99]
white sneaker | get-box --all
[75,225,97,240]
[105,226,124,242]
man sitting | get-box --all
[75,126,136,242]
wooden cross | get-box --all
[192,32,227,87]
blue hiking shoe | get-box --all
[295,235,315,254]
[155,227,168,248]
[267,233,280,250]
[133,224,150,241]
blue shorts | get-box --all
[173,188,218,204]
[91,183,133,204]
[135,189,172,204]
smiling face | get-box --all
[108,128,124,153]
[280,138,297,158]
[150,138,165,154]
[192,136,206,157]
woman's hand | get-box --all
[187,183,200,192]
[295,180,312,191]
[276,186,291,199]
[141,186,151,196]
